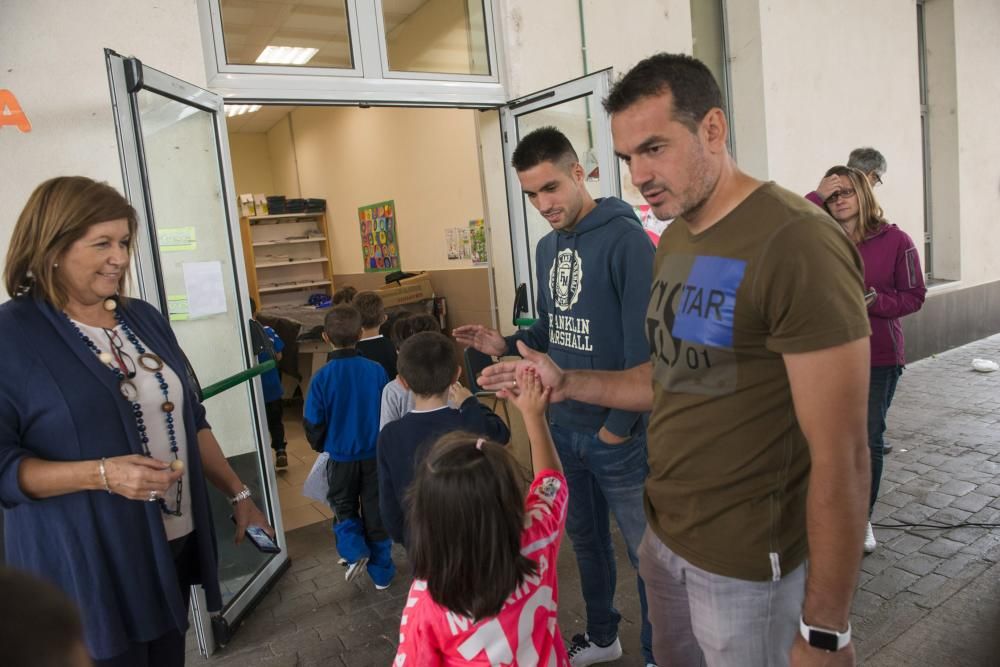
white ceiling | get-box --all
[226,105,298,133]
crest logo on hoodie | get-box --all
[550,249,583,312]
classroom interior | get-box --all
[227,104,513,531]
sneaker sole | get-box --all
[345,557,369,582]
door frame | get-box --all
[105,49,289,656]
[498,70,620,317]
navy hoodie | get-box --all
[506,197,655,436]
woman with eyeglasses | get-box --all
[819,165,926,555]
[0,176,274,666]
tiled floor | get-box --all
[273,412,335,532]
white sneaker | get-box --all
[567,634,622,666]
[345,557,369,582]
[864,522,877,553]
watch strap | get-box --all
[799,617,851,651]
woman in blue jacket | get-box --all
[0,176,273,666]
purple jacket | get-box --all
[857,224,926,366]
[805,192,926,365]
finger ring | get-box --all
[148,490,159,502]
[512,379,518,388]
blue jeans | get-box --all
[551,423,654,663]
[868,366,903,513]
[639,529,805,667]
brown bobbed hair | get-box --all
[406,431,536,620]
[823,165,887,243]
[389,313,441,349]
[5,176,137,306]
[331,285,357,305]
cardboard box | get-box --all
[376,271,434,308]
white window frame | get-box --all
[197,0,506,105]
[373,0,498,82]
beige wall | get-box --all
[747,1,925,258]
[266,116,301,198]
[953,0,1000,287]
[0,0,206,301]
[229,132,275,195]
[500,0,693,99]
[264,106,486,277]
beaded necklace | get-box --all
[65,299,183,516]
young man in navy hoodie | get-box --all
[454,127,656,666]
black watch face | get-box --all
[809,630,839,652]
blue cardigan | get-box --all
[0,295,223,660]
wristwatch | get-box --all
[799,617,851,651]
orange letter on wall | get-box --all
[0,90,32,133]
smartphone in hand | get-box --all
[230,515,281,553]
[864,288,877,306]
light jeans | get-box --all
[638,528,805,667]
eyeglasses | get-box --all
[825,189,856,205]
[103,327,137,379]
[872,173,883,187]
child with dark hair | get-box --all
[304,304,394,588]
[376,331,510,545]
[379,313,445,430]
[394,366,568,664]
[331,285,357,305]
[249,297,288,468]
[332,290,397,380]
[0,566,91,667]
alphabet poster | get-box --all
[359,200,401,272]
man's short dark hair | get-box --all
[847,147,887,178]
[603,52,723,132]
[352,290,385,328]
[324,305,362,348]
[397,331,457,396]
[511,126,579,172]
[0,567,87,667]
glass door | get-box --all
[499,70,620,316]
[104,50,287,656]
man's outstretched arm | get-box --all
[481,341,655,412]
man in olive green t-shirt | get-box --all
[482,53,871,667]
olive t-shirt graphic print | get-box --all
[647,254,745,396]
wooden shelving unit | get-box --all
[239,212,335,308]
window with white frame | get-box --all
[218,0,355,70]
[203,0,499,87]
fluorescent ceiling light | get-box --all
[224,104,262,117]
[255,46,319,65]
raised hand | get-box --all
[484,341,568,402]
[816,174,842,201]
[449,381,473,405]
[508,365,550,418]
[452,324,508,357]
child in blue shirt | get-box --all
[304,305,394,588]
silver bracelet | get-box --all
[229,485,252,505]
[98,458,113,494]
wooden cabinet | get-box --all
[239,212,335,308]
